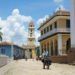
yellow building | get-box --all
[38,10,71,57]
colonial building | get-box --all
[35,46,40,58]
[23,21,36,59]
[0,42,25,59]
[67,0,75,63]
[38,10,70,58]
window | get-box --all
[44,28,46,34]
[1,48,5,54]
[50,25,52,30]
[41,30,43,35]
[30,25,32,27]
[47,26,49,32]
[54,22,57,28]
[66,19,70,28]
[30,39,32,41]
[30,33,32,37]
[31,29,32,32]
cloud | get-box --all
[35,31,40,46]
[54,0,63,3]
[55,5,66,12]
[36,15,50,46]
[37,15,49,25]
[12,9,20,16]
[0,9,33,45]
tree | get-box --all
[0,28,3,41]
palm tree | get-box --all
[0,28,2,42]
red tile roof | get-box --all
[0,41,13,45]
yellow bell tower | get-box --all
[27,21,36,58]
[28,21,35,46]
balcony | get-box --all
[28,27,35,29]
[38,28,70,41]
[28,36,35,39]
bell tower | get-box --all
[26,21,36,58]
[28,21,35,46]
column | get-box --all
[47,42,49,56]
[26,49,30,59]
[53,40,55,56]
[11,43,14,60]
[49,42,51,56]
[40,44,42,55]
[32,48,36,59]
[58,34,62,55]
[70,0,75,48]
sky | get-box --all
[0,0,70,46]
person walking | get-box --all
[41,50,52,69]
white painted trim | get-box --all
[58,34,62,55]
[40,16,70,31]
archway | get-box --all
[66,38,71,53]
[29,49,32,58]
[54,40,58,56]
[50,41,53,56]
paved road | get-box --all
[0,59,75,75]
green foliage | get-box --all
[0,36,2,41]
[0,28,3,41]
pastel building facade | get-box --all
[0,42,25,59]
[38,10,70,58]
[23,21,36,59]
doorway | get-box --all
[29,49,32,58]
[66,38,71,53]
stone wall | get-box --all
[50,56,68,63]
[50,49,75,64]
[67,48,75,63]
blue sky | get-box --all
[0,0,71,45]
[0,0,70,19]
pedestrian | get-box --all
[25,56,28,61]
[41,50,52,69]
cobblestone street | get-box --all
[0,59,75,75]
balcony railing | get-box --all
[38,28,70,41]
[28,27,34,29]
[28,35,35,37]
